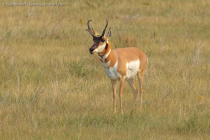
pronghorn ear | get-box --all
[105,27,112,39]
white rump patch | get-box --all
[104,61,122,80]
[94,43,106,53]
[125,60,140,80]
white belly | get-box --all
[104,61,122,80]
[125,60,140,80]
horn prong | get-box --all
[86,20,96,37]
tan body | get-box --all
[86,20,147,113]
[99,43,147,77]
[98,42,147,113]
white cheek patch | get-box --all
[94,43,106,53]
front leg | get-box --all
[111,80,117,113]
[119,76,125,114]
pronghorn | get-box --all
[86,20,148,113]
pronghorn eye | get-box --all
[101,39,105,42]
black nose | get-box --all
[89,48,94,54]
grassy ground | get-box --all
[0,0,210,139]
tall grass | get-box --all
[0,0,210,139]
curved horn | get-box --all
[87,20,92,30]
[86,20,96,37]
[101,20,108,37]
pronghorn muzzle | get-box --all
[89,43,98,54]
[89,47,94,54]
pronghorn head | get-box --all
[86,20,112,54]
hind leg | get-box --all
[137,68,146,109]
[127,78,138,110]
[119,76,125,114]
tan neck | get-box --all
[98,42,118,67]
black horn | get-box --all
[101,20,108,37]
[87,20,92,30]
[86,20,96,37]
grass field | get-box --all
[0,0,210,139]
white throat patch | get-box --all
[99,49,111,62]
[94,43,106,53]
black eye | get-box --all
[102,39,105,42]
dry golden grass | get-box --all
[0,0,210,139]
